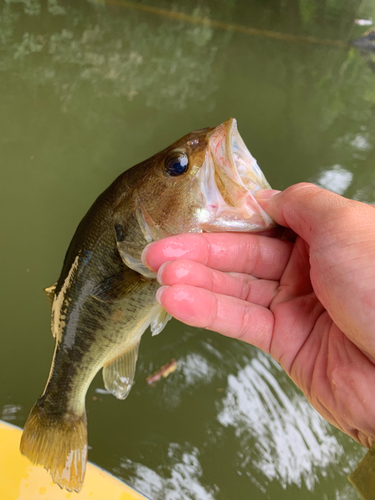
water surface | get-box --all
[1,1,375,498]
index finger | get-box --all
[142,233,292,281]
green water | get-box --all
[1,0,375,498]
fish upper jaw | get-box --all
[195,118,274,232]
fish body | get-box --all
[20,118,273,492]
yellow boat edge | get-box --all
[0,419,149,500]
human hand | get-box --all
[142,183,375,448]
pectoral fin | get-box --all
[114,222,156,278]
[150,305,172,336]
[44,282,57,308]
[103,342,140,400]
[113,203,167,279]
[116,249,157,279]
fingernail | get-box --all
[254,189,281,201]
[157,261,169,285]
[156,286,169,305]
[141,242,154,267]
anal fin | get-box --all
[103,342,140,400]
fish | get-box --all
[20,118,273,492]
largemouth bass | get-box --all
[20,118,273,492]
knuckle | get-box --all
[204,293,219,330]
[283,182,318,199]
[242,275,256,301]
[236,306,253,340]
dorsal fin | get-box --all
[44,282,57,308]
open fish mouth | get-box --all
[198,118,274,231]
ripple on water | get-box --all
[120,443,217,500]
[217,351,345,490]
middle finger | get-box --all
[158,259,279,308]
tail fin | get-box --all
[20,400,88,492]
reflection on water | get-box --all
[217,352,341,490]
[121,445,216,500]
[106,333,363,499]
[1,403,22,422]
[311,128,375,199]
[347,133,372,153]
[157,353,217,410]
[316,165,353,194]
[0,0,226,113]
[179,354,217,387]
[333,131,372,159]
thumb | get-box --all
[255,183,375,361]
[255,183,363,246]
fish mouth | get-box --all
[198,118,274,231]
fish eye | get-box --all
[165,153,189,177]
